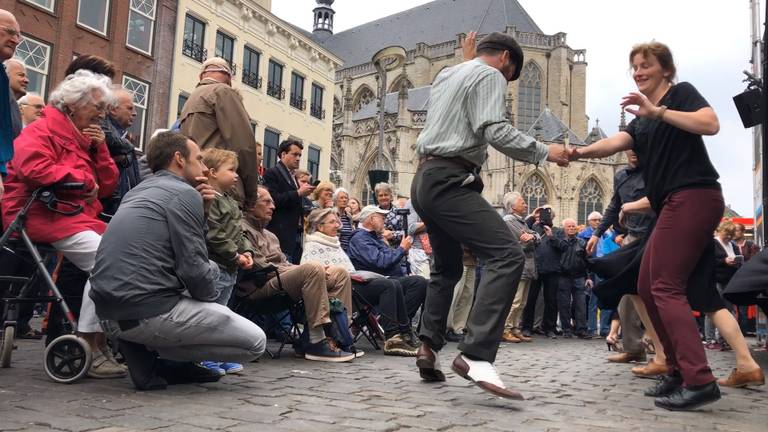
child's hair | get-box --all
[202,148,238,171]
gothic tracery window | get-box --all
[522,172,548,212]
[353,86,375,112]
[578,178,604,225]
[517,62,543,133]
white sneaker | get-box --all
[451,354,524,400]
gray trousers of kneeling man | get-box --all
[114,297,266,363]
[412,158,524,363]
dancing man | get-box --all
[411,31,569,399]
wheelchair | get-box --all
[0,182,93,383]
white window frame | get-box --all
[126,0,156,55]
[122,75,150,150]
[13,35,52,99]
[22,0,55,13]
[77,0,111,36]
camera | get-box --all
[539,207,553,227]
[311,179,321,187]
[394,208,411,216]
[734,255,744,265]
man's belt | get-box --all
[419,155,480,172]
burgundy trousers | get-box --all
[638,188,724,387]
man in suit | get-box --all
[262,139,315,263]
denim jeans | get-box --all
[557,276,587,334]
[214,266,238,306]
[587,291,599,334]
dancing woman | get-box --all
[572,42,724,411]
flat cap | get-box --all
[477,32,524,81]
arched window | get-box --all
[389,75,413,93]
[578,178,604,225]
[517,62,542,133]
[522,172,548,211]
[352,86,375,112]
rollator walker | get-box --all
[0,182,93,383]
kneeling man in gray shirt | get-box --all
[89,131,266,390]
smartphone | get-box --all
[539,207,553,227]
[311,179,321,187]
[734,255,744,265]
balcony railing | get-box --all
[182,39,207,63]
[290,95,306,110]
[310,104,326,120]
[241,71,262,89]
[267,82,286,100]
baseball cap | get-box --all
[358,205,389,223]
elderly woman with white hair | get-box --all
[333,187,355,252]
[1,70,125,379]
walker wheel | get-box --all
[0,326,15,368]
[44,334,91,383]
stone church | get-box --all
[301,0,625,224]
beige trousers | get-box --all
[446,265,476,333]
[505,279,531,332]
[257,262,352,329]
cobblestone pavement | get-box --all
[1,335,766,432]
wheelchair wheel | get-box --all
[44,334,91,384]
[0,326,15,368]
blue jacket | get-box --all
[348,228,406,277]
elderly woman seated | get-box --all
[1,70,125,378]
[301,208,420,357]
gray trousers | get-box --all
[618,295,644,353]
[618,233,644,354]
[412,158,524,362]
[113,297,267,363]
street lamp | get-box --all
[368,46,406,204]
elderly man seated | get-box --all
[237,185,356,363]
[347,205,427,341]
[89,132,267,390]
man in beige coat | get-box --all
[179,57,258,204]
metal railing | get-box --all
[182,39,207,63]
[267,82,286,100]
[310,104,326,120]
[289,95,307,110]
[242,71,262,89]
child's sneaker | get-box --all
[199,361,226,376]
[219,362,244,374]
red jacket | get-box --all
[2,106,118,244]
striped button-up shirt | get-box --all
[416,58,548,167]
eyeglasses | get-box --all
[20,103,44,110]
[0,26,21,40]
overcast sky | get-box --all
[274,0,762,217]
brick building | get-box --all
[0,0,177,149]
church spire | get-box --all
[313,0,335,37]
